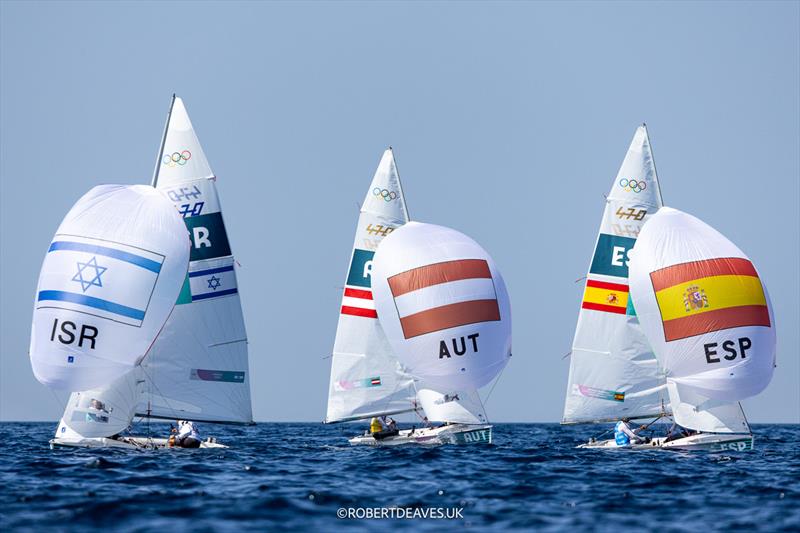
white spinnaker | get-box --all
[371,222,512,391]
[326,149,416,423]
[143,96,253,423]
[417,388,487,425]
[30,185,189,391]
[628,207,776,405]
[563,125,667,424]
[56,368,145,439]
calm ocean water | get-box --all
[0,422,797,531]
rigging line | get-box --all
[482,362,508,407]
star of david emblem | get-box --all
[72,256,107,292]
[207,275,222,291]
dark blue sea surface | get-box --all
[0,423,797,531]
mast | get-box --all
[151,93,176,188]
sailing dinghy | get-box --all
[564,126,773,451]
[359,221,512,446]
[325,151,508,445]
[624,207,775,451]
[48,96,251,449]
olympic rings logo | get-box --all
[619,178,647,193]
[162,150,192,167]
[373,187,398,202]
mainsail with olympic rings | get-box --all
[325,148,417,423]
[562,124,669,425]
[140,96,253,424]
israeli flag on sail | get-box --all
[187,260,238,301]
[36,235,163,327]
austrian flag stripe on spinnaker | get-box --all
[650,257,770,342]
[388,259,501,339]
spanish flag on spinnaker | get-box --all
[628,206,775,403]
[651,257,770,342]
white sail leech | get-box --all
[562,125,668,425]
[326,149,416,423]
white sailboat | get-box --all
[624,207,775,451]
[360,221,512,446]
[565,126,774,451]
[29,185,208,448]
[325,151,508,446]
[49,96,251,449]
[563,125,669,435]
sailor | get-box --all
[614,418,644,446]
[386,417,398,431]
[370,417,384,435]
[175,420,202,448]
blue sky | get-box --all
[1,1,798,423]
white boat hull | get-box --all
[49,436,227,450]
[348,424,492,446]
[578,433,754,452]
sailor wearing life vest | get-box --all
[615,418,644,446]
[175,420,202,448]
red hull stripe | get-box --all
[581,301,627,315]
[585,279,629,292]
[650,257,758,292]
[344,288,373,300]
[662,305,771,342]
[388,259,492,297]
[341,306,377,318]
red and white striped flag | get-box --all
[387,259,501,339]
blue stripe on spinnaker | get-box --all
[191,288,238,301]
[189,265,235,278]
[37,290,146,320]
[49,241,162,273]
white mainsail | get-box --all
[325,149,416,423]
[30,185,190,392]
[142,96,253,424]
[628,207,775,433]
[562,125,667,424]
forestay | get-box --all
[628,207,775,431]
[30,185,189,391]
[563,125,667,424]
[143,96,253,424]
[326,149,416,423]
[371,222,512,391]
